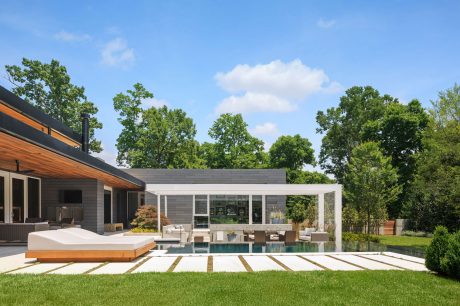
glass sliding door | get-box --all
[0,175,5,223]
[193,195,209,228]
[12,178,25,223]
[27,178,40,219]
[210,195,249,224]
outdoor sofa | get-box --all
[26,228,155,262]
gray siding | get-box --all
[41,179,105,234]
[122,169,286,224]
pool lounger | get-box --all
[26,229,155,262]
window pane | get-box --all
[252,195,262,224]
[210,195,249,224]
[195,195,207,215]
[194,216,208,228]
[12,178,24,223]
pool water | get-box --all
[156,241,425,258]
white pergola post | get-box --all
[334,187,342,251]
[318,193,325,232]
[262,195,266,224]
[157,194,161,231]
[165,195,168,217]
[249,195,253,225]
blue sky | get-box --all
[1,1,459,168]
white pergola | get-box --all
[145,183,342,246]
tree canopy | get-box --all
[113,84,203,168]
[202,113,267,168]
[5,58,102,152]
[269,134,315,170]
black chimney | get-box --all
[81,113,90,153]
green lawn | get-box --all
[1,271,459,306]
[379,235,432,248]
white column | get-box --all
[207,194,210,226]
[249,195,253,225]
[318,193,325,232]
[334,186,343,252]
[157,194,161,231]
[262,195,266,224]
[165,195,168,217]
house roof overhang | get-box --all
[146,183,342,195]
[0,112,144,190]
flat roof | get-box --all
[0,86,81,144]
[146,184,342,195]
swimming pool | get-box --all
[156,241,425,258]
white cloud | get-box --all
[250,122,280,136]
[101,38,135,67]
[92,148,118,167]
[215,92,296,114]
[317,18,336,29]
[214,59,341,114]
[141,98,169,109]
[54,30,91,42]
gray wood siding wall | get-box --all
[41,179,105,233]
[122,169,286,224]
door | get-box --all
[104,190,112,224]
[0,171,41,223]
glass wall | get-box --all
[210,195,249,224]
[252,195,262,224]
[0,176,4,223]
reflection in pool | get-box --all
[155,241,425,258]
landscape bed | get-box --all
[0,271,459,306]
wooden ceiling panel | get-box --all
[0,132,141,190]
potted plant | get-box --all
[289,203,307,239]
[270,210,285,224]
[226,230,237,242]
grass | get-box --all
[0,271,459,305]
[379,235,432,248]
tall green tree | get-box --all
[113,83,153,166]
[114,84,203,168]
[269,134,315,170]
[344,142,402,234]
[202,113,267,168]
[363,100,429,217]
[5,58,102,152]
[404,85,460,232]
[316,86,393,182]
[130,106,204,168]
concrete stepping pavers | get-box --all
[243,255,285,271]
[133,256,178,273]
[9,263,67,274]
[89,258,144,274]
[0,252,428,274]
[173,256,207,272]
[331,255,400,270]
[213,256,247,272]
[382,252,426,264]
[49,263,102,275]
[303,255,362,271]
[0,253,35,273]
[360,254,428,271]
[273,255,323,271]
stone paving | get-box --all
[0,250,427,274]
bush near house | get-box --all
[425,226,460,279]
[130,205,171,230]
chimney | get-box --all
[81,113,90,153]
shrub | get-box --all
[342,232,380,243]
[425,226,450,273]
[130,205,171,230]
[130,227,159,233]
[441,231,460,279]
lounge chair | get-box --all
[279,230,296,244]
[254,230,266,244]
[25,228,155,262]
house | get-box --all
[0,86,342,244]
